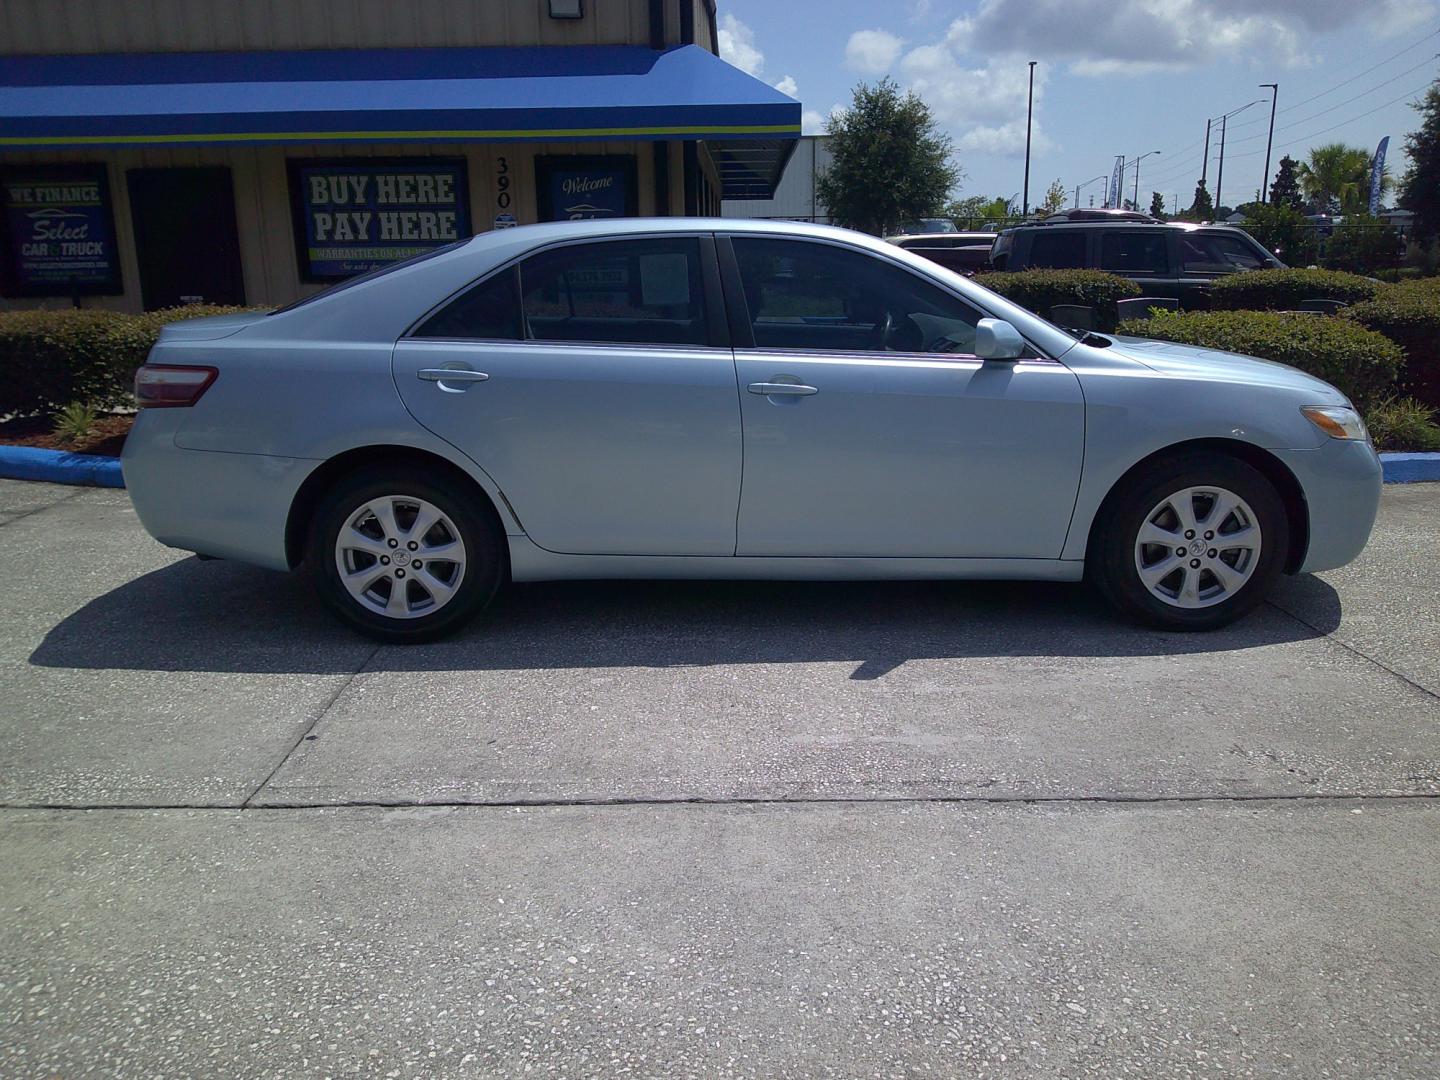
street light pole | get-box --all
[1022,60,1036,215]
[1074,174,1107,208]
[1200,118,1211,187]
[1132,150,1161,210]
[1259,83,1279,203]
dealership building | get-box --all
[0,0,799,312]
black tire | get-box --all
[1089,452,1289,631]
[308,467,504,643]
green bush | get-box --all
[1320,214,1402,275]
[1364,396,1440,452]
[1238,204,1319,267]
[1343,285,1440,408]
[1116,308,1401,409]
[0,305,256,418]
[1206,268,1384,311]
[973,269,1140,330]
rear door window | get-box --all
[1099,232,1170,275]
[518,238,710,346]
[1026,231,1087,269]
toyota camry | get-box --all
[123,218,1381,642]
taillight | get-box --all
[134,364,217,408]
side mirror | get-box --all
[974,318,1025,361]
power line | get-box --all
[1222,54,1438,149]
[1277,27,1440,117]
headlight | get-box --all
[1301,405,1369,442]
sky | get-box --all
[716,0,1440,211]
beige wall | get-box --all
[0,0,658,52]
[0,140,668,312]
[0,0,720,311]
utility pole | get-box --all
[1214,99,1262,215]
[1022,60,1036,215]
[1259,83,1279,203]
[1215,113,1228,214]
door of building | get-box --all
[126,167,245,309]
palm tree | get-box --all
[1297,143,1390,214]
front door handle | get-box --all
[747,381,818,396]
[418,367,489,392]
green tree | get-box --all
[1036,178,1068,217]
[946,194,1012,226]
[816,78,961,236]
[1149,191,1167,218]
[1240,203,1318,266]
[1298,143,1389,214]
[1181,180,1214,221]
[1400,81,1440,242]
[1269,154,1304,211]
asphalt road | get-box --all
[2,479,1437,1078]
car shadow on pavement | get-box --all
[28,556,1344,677]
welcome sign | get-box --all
[290,159,471,280]
[0,164,121,297]
[537,156,637,222]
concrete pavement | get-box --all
[1,479,1438,1077]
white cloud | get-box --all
[718,13,764,77]
[801,109,827,135]
[774,74,798,98]
[900,45,1054,158]
[944,0,1429,77]
[845,29,905,74]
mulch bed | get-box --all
[0,413,133,457]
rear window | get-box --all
[1026,231,1087,269]
[270,239,468,315]
[1099,232,1169,274]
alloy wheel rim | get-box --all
[1132,485,1262,610]
[334,495,467,619]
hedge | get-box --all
[1206,268,1384,311]
[1343,285,1440,408]
[1115,309,1402,409]
[973,269,1140,331]
[0,305,255,417]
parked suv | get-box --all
[990,219,1284,308]
[886,231,997,275]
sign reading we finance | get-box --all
[290,159,471,280]
[0,163,121,297]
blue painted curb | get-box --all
[0,446,1435,491]
[1380,452,1440,484]
[0,445,124,488]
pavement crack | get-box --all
[1266,598,1440,706]
[5,790,1440,813]
[239,642,382,808]
[0,487,86,529]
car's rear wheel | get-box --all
[1090,453,1289,630]
[309,469,503,642]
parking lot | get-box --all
[2,477,1438,1077]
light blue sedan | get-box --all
[123,219,1381,641]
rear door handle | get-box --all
[419,368,489,383]
[747,382,818,396]
[418,367,489,392]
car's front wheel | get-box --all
[1090,453,1289,630]
[309,469,504,642]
